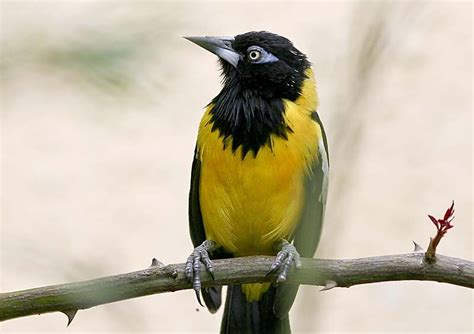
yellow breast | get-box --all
[197,69,320,257]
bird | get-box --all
[184,31,329,334]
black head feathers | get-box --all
[187,31,312,158]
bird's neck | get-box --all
[209,79,290,158]
[207,68,318,158]
[293,68,318,112]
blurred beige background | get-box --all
[1,1,472,333]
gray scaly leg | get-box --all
[185,240,217,305]
[268,239,302,282]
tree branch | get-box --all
[0,253,472,323]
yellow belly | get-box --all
[197,100,320,256]
[200,140,304,256]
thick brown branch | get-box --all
[0,253,472,322]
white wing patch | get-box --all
[318,138,329,204]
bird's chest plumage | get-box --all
[197,99,319,256]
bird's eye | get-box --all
[246,46,279,64]
[248,50,261,61]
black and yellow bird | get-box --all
[184,31,329,333]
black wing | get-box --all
[189,147,206,247]
[275,111,329,317]
[188,146,226,313]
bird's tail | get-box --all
[220,285,290,334]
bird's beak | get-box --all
[184,36,240,68]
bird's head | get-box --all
[185,31,311,101]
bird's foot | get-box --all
[267,239,302,283]
[185,240,217,306]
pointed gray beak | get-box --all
[184,36,241,68]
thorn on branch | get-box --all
[61,309,77,327]
[425,201,455,264]
[412,241,424,252]
[320,280,337,291]
[150,258,164,268]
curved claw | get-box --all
[184,240,217,305]
[267,240,301,283]
[195,289,203,307]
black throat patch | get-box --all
[208,73,292,159]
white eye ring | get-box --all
[248,50,261,61]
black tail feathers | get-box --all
[220,285,290,334]
[202,286,222,314]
